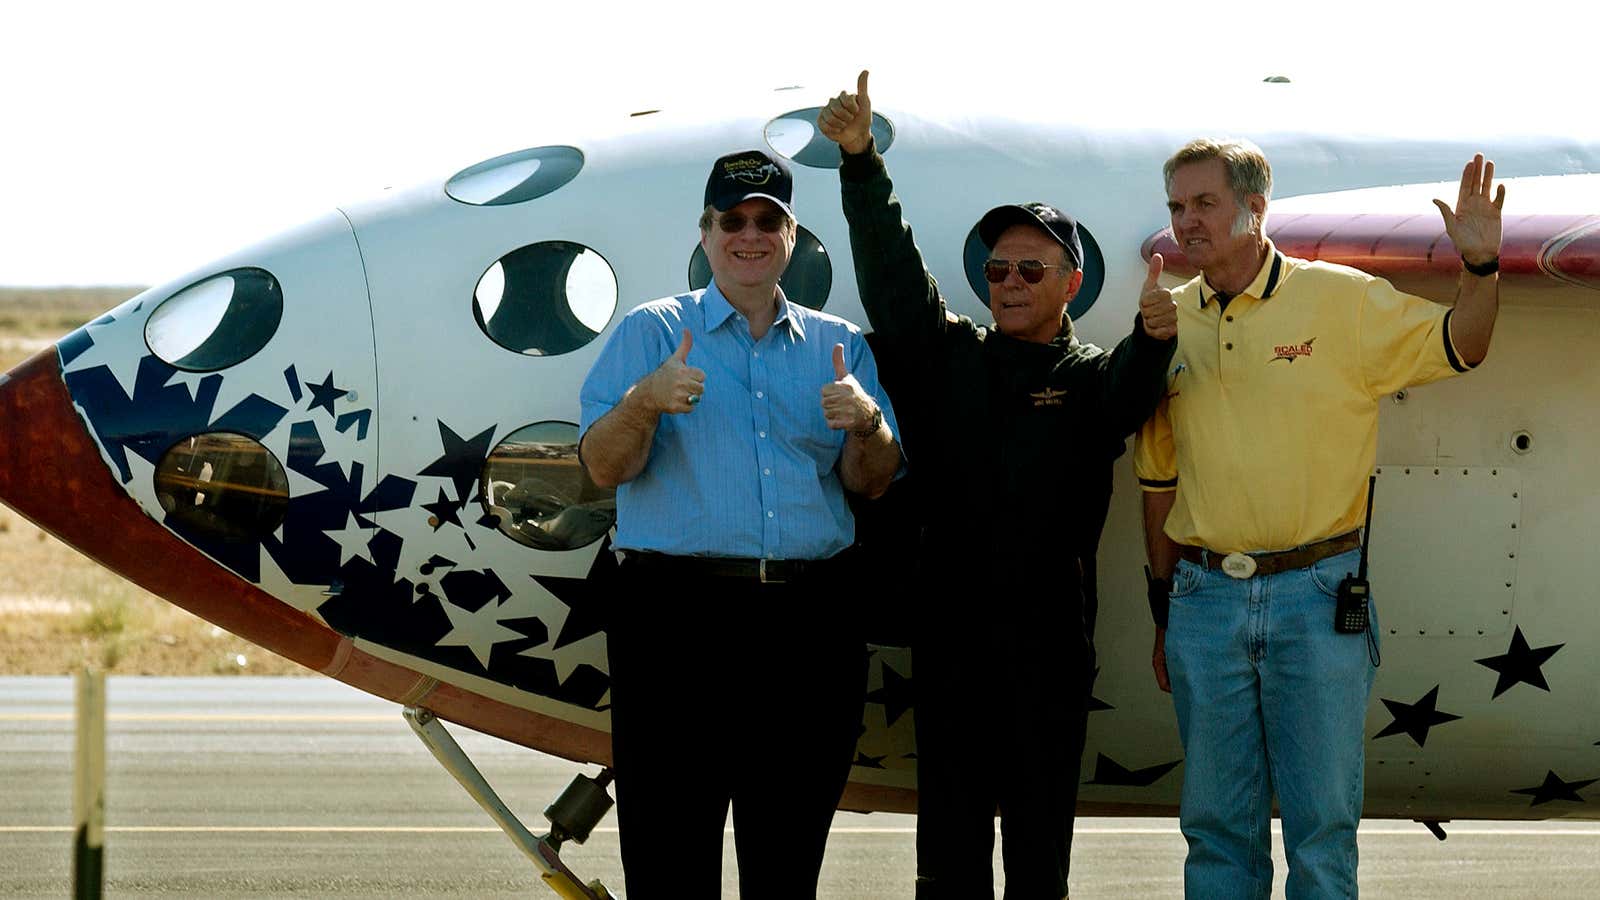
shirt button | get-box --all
[1226,315,1234,322]
[1225,342,1234,350]
[753,351,760,358]
[763,468,771,476]
[756,391,764,399]
[759,431,767,438]
[767,510,775,518]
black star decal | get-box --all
[422,487,465,531]
[304,371,350,417]
[418,421,497,504]
[531,538,619,650]
[864,660,914,727]
[1373,685,1461,748]
[1083,753,1181,787]
[1087,667,1113,712]
[1511,770,1597,806]
[853,752,888,769]
[1475,627,1564,699]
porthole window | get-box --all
[961,221,1107,321]
[764,108,895,169]
[445,145,585,206]
[154,432,290,542]
[480,422,615,551]
[688,225,832,311]
[144,268,283,371]
[474,242,617,355]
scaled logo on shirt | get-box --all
[1270,337,1316,364]
[1029,387,1067,407]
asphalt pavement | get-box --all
[3,676,1598,898]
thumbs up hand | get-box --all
[818,70,874,156]
[642,329,707,414]
[1139,253,1178,341]
[821,342,880,434]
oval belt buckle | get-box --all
[1221,552,1258,579]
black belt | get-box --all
[621,551,835,584]
[1179,531,1361,579]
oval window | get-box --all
[154,432,290,542]
[474,242,617,356]
[764,108,895,169]
[480,422,615,551]
[688,225,832,311]
[961,221,1107,321]
[445,145,585,206]
[144,268,284,371]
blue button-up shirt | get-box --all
[579,282,900,560]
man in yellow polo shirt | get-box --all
[1135,139,1503,898]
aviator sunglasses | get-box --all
[716,211,788,233]
[984,258,1068,284]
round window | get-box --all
[960,222,1106,321]
[764,108,895,169]
[445,145,585,206]
[144,268,284,371]
[688,225,832,311]
[474,242,617,356]
[480,421,615,551]
[154,432,290,542]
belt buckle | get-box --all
[759,559,785,584]
[1221,552,1258,579]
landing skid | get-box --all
[403,707,618,899]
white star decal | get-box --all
[162,368,210,404]
[436,597,525,669]
[323,511,374,566]
[517,631,606,685]
[60,317,146,400]
[256,543,332,614]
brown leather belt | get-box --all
[1178,531,1361,579]
[621,551,836,584]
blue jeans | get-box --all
[1165,548,1376,899]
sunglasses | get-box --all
[984,258,1069,284]
[717,212,788,233]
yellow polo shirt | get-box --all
[1134,241,1473,553]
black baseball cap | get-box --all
[705,149,794,216]
[977,202,1083,269]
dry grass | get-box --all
[0,287,306,676]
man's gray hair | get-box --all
[1163,138,1273,205]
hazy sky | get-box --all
[2,0,1583,286]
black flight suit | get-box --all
[839,145,1174,899]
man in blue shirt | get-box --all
[579,148,902,897]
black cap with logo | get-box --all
[977,202,1083,270]
[705,149,794,217]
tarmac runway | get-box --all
[3,676,1598,898]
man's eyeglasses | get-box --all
[983,258,1069,284]
[717,212,788,234]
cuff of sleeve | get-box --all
[839,140,884,183]
[1138,477,1178,491]
[1441,308,1474,372]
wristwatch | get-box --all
[852,405,884,438]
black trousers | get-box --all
[607,559,867,899]
[913,594,1093,900]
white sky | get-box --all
[1,0,1584,286]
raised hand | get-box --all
[1433,153,1505,268]
[640,329,706,414]
[817,70,874,156]
[1139,253,1178,340]
[821,342,879,433]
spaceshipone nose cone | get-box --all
[0,345,346,666]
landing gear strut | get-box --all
[403,707,618,899]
